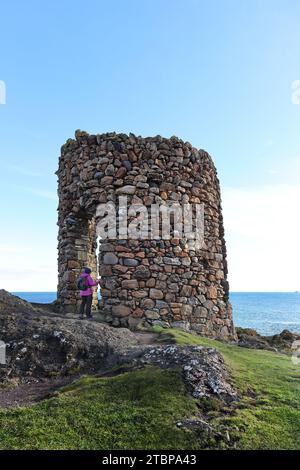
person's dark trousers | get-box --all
[79,295,93,318]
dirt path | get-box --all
[133,331,159,345]
[0,377,75,409]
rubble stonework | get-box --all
[57,131,236,340]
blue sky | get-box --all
[0,0,300,291]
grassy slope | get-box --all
[161,328,300,450]
[0,367,199,450]
[0,328,299,450]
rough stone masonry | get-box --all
[57,131,236,340]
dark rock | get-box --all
[122,160,132,171]
[0,290,42,315]
[103,253,119,265]
[133,266,151,280]
[236,327,300,353]
[0,310,137,384]
[123,259,139,267]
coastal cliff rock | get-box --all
[0,310,138,383]
[0,290,41,315]
[236,327,300,353]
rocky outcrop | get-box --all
[0,290,42,315]
[57,131,236,341]
[0,291,235,403]
[0,310,138,384]
[236,327,300,353]
[133,345,237,403]
[0,315,237,406]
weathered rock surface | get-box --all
[134,345,237,403]
[0,290,41,315]
[0,310,137,384]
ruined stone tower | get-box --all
[57,131,235,340]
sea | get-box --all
[11,291,300,337]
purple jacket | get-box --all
[80,272,98,297]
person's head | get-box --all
[84,267,92,274]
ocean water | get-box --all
[230,292,300,336]
[12,291,300,336]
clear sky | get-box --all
[0,0,299,292]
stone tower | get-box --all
[57,131,236,340]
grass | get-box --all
[0,367,200,450]
[0,328,299,449]
[156,328,300,450]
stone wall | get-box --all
[57,131,236,340]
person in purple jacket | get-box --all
[78,267,100,319]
